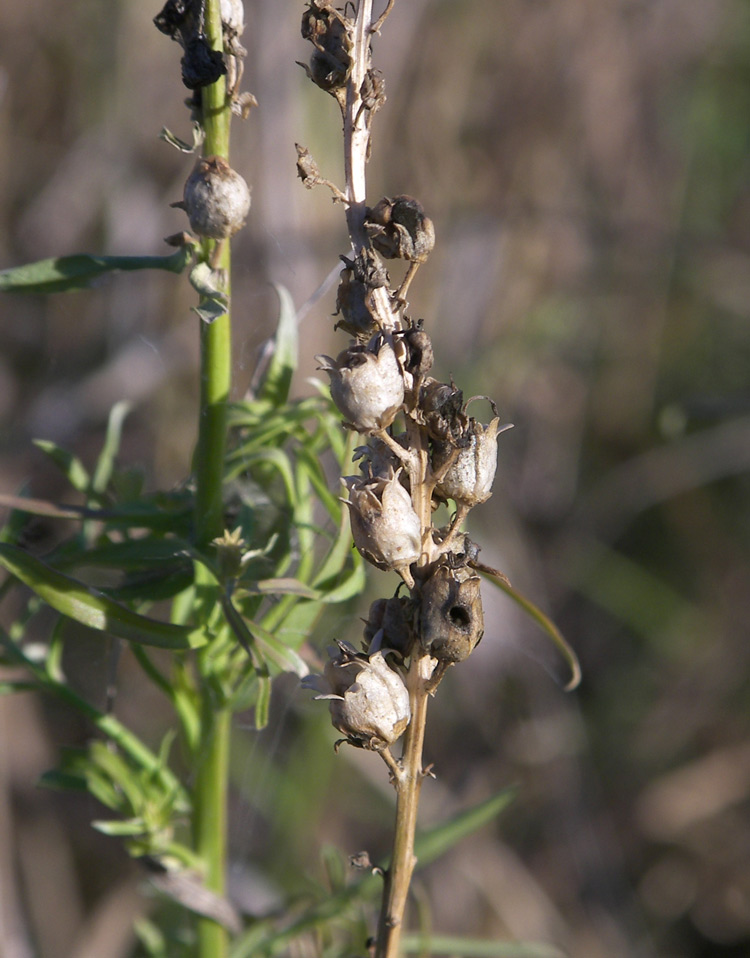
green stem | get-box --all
[192,3,232,957]
[193,704,231,957]
[194,0,231,547]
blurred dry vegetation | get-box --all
[2,0,750,956]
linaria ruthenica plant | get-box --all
[296,2,580,957]
[0,1,580,956]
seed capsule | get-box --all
[343,470,421,582]
[179,156,251,239]
[433,417,509,509]
[316,335,404,433]
[304,642,410,750]
[419,564,485,663]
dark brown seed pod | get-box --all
[365,195,435,264]
[299,0,353,95]
[418,564,484,663]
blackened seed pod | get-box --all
[419,564,484,663]
[365,195,435,264]
[180,156,251,239]
[364,595,415,658]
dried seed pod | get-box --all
[299,0,353,95]
[179,156,251,239]
[363,595,415,658]
[353,435,406,480]
[154,0,228,89]
[419,378,467,442]
[433,417,507,509]
[402,323,434,379]
[304,642,410,750]
[343,470,421,582]
[419,564,484,663]
[316,335,404,433]
[365,195,435,264]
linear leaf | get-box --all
[257,284,298,407]
[414,787,517,867]
[32,440,90,492]
[0,247,193,294]
[0,543,203,650]
[479,565,581,691]
[401,935,567,958]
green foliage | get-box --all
[0,247,194,294]
[0,289,362,941]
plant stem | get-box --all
[192,3,232,957]
[193,703,231,958]
[194,0,231,547]
[375,655,433,958]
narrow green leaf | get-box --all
[0,543,204,650]
[479,567,581,692]
[0,491,192,531]
[38,768,88,792]
[0,680,40,695]
[0,248,193,294]
[401,935,567,958]
[32,440,90,492]
[93,818,148,837]
[414,787,518,867]
[92,401,131,493]
[244,577,320,599]
[257,284,298,407]
[241,616,310,677]
[254,674,271,730]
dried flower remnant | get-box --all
[433,414,512,510]
[154,0,228,90]
[177,156,251,240]
[299,0,353,101]
[363,595,415,659]
[316,334,404,433]
[343,470,421,585]
[304,642,410,751]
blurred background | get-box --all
[2,0,750,955]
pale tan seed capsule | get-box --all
[343,471,421,582]
[434,418,510,508]
[304,642,410,750]
[316,336,404,433]
[180,156,251,239]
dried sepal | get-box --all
[343,470,421,583]
[316,334,404,433]
[304,641,410,750]
[418,563,484,663]
[353,435,406,480]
